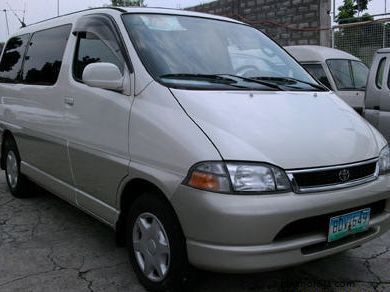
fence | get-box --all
[332,17,390,66]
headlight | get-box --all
[379,145,390,175]
[226,163,290,192]
[184,161,290,193]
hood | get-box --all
[171,89,386,169]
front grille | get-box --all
[274,200,386,242]
[287,159,378,193]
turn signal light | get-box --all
[187,171,220,191]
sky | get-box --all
[0,0,388,42]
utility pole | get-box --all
[3,9,9,36]
[57,0,60,16]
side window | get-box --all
[327,59,354,90]
[302,64,332,89]
[376,57,386,89]
[73,32,124,81]
[351,61,369,89]
[0,34,30,83]
[22,25,71,86]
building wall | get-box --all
[187,0,331,47]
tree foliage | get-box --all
[336,0,372,24]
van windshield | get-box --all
[122,14,324,91]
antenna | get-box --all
[3,9,10,36]
[22,1,26,23]
[6,2,26,27]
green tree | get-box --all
[336,0,372,24]
[111,0,145,6]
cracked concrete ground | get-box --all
[0,172,389,292]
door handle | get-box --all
[64,97,74,106]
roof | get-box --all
[285,45,361,63]
[11,7,242,38]
[121,7,242,23]
[377,48,390,54]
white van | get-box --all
[0,8,389,292]
[285,45,369,114]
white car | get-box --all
[286,45,369,114]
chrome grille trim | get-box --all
[286,158,379,193]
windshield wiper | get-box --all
[219,74,281,90]
[159,73,281,90]
[248,76,328,91]
[160,73,236,84]
[159,73,252,89]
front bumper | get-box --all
[170,175,390,272]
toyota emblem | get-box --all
[339,169,350,182]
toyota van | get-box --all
[0,8,389,292]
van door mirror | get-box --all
[82,63,123,91]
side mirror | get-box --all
[82,62,123,91]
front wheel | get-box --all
[126,192,188,291]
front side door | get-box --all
[64,15,133,223]
[365,55,390,141]
[326,59,368,113]
[376,56,390,142]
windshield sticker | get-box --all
[140,15,186,31]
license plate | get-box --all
[328,208,370,242]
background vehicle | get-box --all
[365,48,390,142]
[285,45,369,114]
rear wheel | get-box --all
[3,138,31,198]
[126,192,188,291]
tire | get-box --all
[3,137,31,198]
[126,192,188,292]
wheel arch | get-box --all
[115,178,183,246]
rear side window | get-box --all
[0,34,30,83]
[22,25,71,86]
[376,57,386,89]
[73,32,124,81]
[302,64,331,89]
